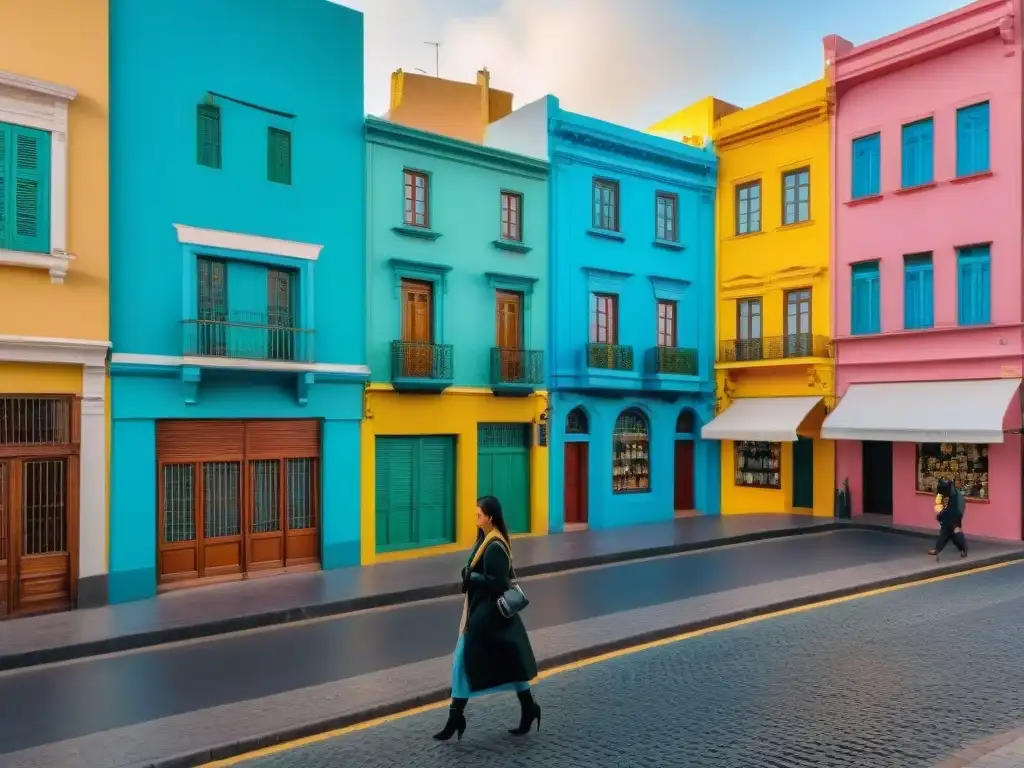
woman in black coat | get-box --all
[433,495,540,742]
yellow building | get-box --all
[651,81,835,516]
[0,1,110,614]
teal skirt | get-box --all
[451,634,531,699]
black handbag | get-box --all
[496,544,529,618]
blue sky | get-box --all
[340,0,967,127]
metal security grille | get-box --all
[566,408,589,435]
[479,423,529,449]
[251,460,280,533]
[0,397,71,446]
[203,462,240,538]
[162,464,196,543]
[286,458,315,530]
[22,459,67,555]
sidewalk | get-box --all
[933,724,1024,767]
[0,513,833,670]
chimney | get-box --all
[477,67,490,123]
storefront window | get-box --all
[734,441,781,489]
[612,408,650,493]
[916,443,989,501]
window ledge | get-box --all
[0,248,74,284]
[844,194,884,207]
[652,238,685,252]
[587,227,626,242]
[894,181,936,196]
[776,219,815,232]
[726,230,766,241]
[950,170,993,185]
[492,239,532,254]
[392,225,442,241]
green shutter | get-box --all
[9,125,51,254]
[417,437,455,545]
[375,437,416,550]
[267,128,291,185]
[0,123,8,249]
[197,105,221,169]
[477,424,531,534]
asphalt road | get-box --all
[0,529,934,755]
[236,559,1024,768]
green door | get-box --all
[791,437,814,510]
[477,424,531,534]
[375,436,455,552]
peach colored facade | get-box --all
[827,0,1024,540]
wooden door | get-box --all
[791,437,814,509]
[674,441,694,511]
[496,291,523,381]
[401,279,433,377]
[477,424,531,534]
[563,442,589,524]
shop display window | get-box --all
[734,441,781,489]
[612,408,650,493]
[916,442,989,501]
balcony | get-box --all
[390,340,454,392]
[182,314,316,363]
[646,346,698,376]
[587,343,634,371]
[490,348,544,396]
[719,334,831,365]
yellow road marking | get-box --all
[200,559,1019,766]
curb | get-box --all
[0,522,836,672]
[156,548,1024,768]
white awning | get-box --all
[821,378,1022,444]
[701,396,823,442]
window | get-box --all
[735,181,761,234]
[589,293,617,344]
[901,118,934,188]
[657,299,677,347]
[592,178,619,231]
[267,268,296,360]
[267,128,292,185]
[566,407,589,435]
[782,168,810,225]
[612,408,650,494]
[904,253,934,330]
[916,443,988,501]
[500,191,522,241]
[851,133,881,199]
[655,191,678,241]
[956,101,990,177]
[957,245,991,325]
[0,121,52,254]
[197,258,228,356]
[784,289,811,356]
[734,441,781,489]
[851,261,880,334]
[403,169,429,228]
[196,104,221,169]
[736,297,762,361]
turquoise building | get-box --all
[107,0,367,603]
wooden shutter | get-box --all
[375,437,415,549]
[416,437,454,545]
[267,128,292,185]
[11,125,50,254]
[197,104,222,169]
[157,420,245,461]
[245,420,319,459]
[0,123,7,250]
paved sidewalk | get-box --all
[934,726,1024,768]
[0,513,831,670]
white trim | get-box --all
[79,364,107,581]
[0,69,76,279]
[0,334,109,367]
[173,224,323,261]
[111,352,369,376]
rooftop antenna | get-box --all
[423,41,440,77]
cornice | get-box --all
[0,70,77,102]
[715,102,829,151]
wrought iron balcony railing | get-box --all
[490,348,544,388]
[719,333,831,363]
[391,340,454,381]
[646,346,699,376]
[183,314,315,363]
[587,343,634,371]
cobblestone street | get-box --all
[237,563,1024,768]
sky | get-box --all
[337,0,968,128]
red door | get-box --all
[563,442,589,525]
[674,441,694,511]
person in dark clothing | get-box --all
[928,478,967,559]
[433,495,540,742]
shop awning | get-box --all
[821,378,1022,444]
[700,396,823,442]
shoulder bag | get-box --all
[494,541,530,619]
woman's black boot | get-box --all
[433,698,467,742]
[509,689,541,735]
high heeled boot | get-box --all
[432,698,467,741]
[509,688,541,735]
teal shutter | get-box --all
[852,133,881,198]
[416,437,455,546]
[197,104,222,169]
[0,123,8,249]
[957,246,991,325]
[477,425,531,534]
[956,102,990,177]
[267,128,292,185]
[904,254,933,329]
[375,437,416,550]
[851,262,880,334]
[10,125,51,254]
[901,119,933,187]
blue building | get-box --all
[486,97,720,530]
[107,0,367,603]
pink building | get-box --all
[822,0,1024,541]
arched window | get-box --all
[676,409,695,434]
[612,408,650,493]
[566,407,589,435]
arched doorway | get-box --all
[674,409,696,512]
[563,407,589,526]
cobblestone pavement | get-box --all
[237,562,1024,768]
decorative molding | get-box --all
[0,334,109,366]
[715,100,829,151]
[720,265,826,297]
[586,227,626,243]
[0,71,77,102]
[392,225,442,241]
[652,238,686,252]
[387,257,452,297]
[485,271,538,295]
[648,275,690,300]
[0,248,73,283]
[551,149,714,194]
[491,239,532,254]
[173,224,323,261]
[110,352,369,376]
[551,120,714,179]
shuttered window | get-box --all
[851,261,881,335]
[956,101,990,178]
[901,118,934,188]
[196,104,222,169]
[903,253,934,330]
[957,245,991,326]
[851,133,881,199]
[374,436,455,552]
[0,122,52,254]
[267,128,291,185]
